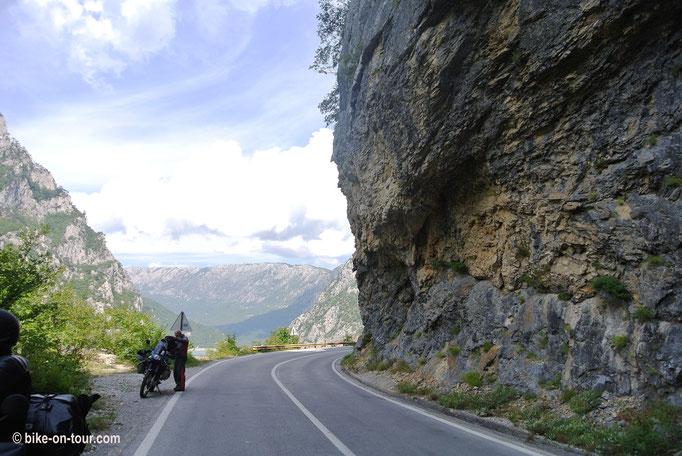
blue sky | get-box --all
[0,0,352,268]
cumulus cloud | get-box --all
[16,0,178,87]
[71,128,353,266]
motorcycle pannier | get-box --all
[25,394,88,456]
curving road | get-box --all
[124,348,569,456]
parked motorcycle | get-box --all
[137,336,176,398]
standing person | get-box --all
[0,309,32,441]
[173,330,189,392]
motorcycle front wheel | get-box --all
[140,371,153,398]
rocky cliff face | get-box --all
[0,113,142,311]
[333,1,681,400]
[289,259,363,343]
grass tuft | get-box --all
[439,384,519,414]
[449,262,469,274]
[461,371,483,388]
[592,275,631,302]
[611,334,628,349]
[448,345,461,357]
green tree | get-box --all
[266,327,300,345]
[310,0,349,126]
[0,226,59,310]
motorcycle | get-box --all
[137,336,176,398]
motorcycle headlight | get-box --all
[153,354,161,361]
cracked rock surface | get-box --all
[333,0,681,401]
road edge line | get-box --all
[331,357,556,456]
[272,355,356,456]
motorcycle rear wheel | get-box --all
[140,372,153,398]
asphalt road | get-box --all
[125,348,570,456]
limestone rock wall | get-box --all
[333,0,681,401]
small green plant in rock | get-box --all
[511,48,521,65]
[643,255,667,268]
[450,325,460,336]
[593,158,607,174]
[376,359,393,371]
[449,262,468,274]
[539,374,562,390]
[569,389,601,415]
[435,352,446,359]
[562,343,570,355]
[647,367,657,375]
[515,244,530,259]
[482,342,493,352]
[415,331,422,339]
[592,275,631,302]
[515,344,524,354]
[391,359,414,373]
[448,345,461,357]
[431,259,448,270]
[397,382,417,394]
[439,384,519,414]
[418,357,426,366]
[523,391,537,401]
[611,334,628,349]
[526,351,537,361]
[634,306,654,322]
[560,389,577,403]
[644,135,658,148]
[592,261,602,269]
[341,354,356,369]
[539,334,549,349]
[662,176,682,188]
[558,291,571,301]
[461,371,483,388]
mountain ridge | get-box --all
[0,113,142,311]
[289,258,362,343]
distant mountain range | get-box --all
[126,263,335,344]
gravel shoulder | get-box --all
[84,360,222,455]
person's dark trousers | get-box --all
[173,357,186,391]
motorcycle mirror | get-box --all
[145,339,150,345]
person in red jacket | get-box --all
[173,330,189,392]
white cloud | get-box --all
[227,0,297,14]
[71,128,353,265]
[17,0,178,87]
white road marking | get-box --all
[272,355,357,456]
[132,358,233,456]
[331,357,552,456]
